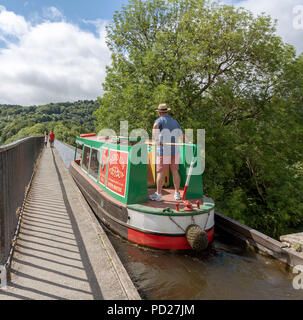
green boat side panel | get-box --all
[75,137,203,204]
[165,144,203,199]
[179,144,203,199]
[127,144,149,204]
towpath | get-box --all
[0,147,140,300]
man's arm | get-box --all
[153,122,160,144]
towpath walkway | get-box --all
[0,147,140,300]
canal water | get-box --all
[55,140,303,300]
[54,140,80,168]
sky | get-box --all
[0,0,302,106]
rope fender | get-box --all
[185,224,209,251]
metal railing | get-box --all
[0,136,44,286]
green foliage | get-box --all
[0,100,99,146]
[95,0,303,238]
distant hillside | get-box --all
[0,100,100,146]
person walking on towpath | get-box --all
[44,131,48,148]
[149,103,183,202]
[49,130,55,148]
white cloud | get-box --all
[0,5,29,38]
[43,6,64,21]
[82,18,108,34]
[233,0,303,55]
[0,7,111,106]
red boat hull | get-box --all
[128,227,214,250]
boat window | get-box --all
[89,148,100,180]
[82,146,91,172]
[75,142,83,164]
[76,142,83,154]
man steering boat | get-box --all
[149,103,184,202]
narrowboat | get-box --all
[69,134,215,251]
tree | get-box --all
[95,0,303,237]
[96,0,294,131]
[0,100,99,147]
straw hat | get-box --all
[155,103,171,112]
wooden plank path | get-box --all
[0,147,140,300]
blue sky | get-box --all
[0,0,129,22]
[0,0,129,39]
[0,0,302,106]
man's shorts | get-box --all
[156,154,180,173]
[49,140,54,143]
